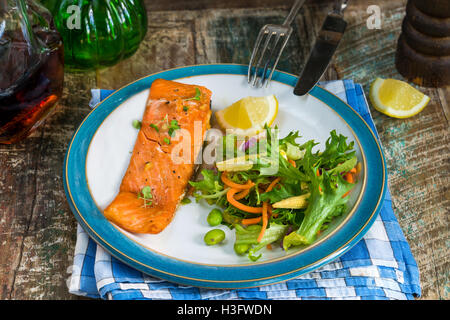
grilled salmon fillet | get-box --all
[104,79,212,233]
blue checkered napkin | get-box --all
[68,80,421,300]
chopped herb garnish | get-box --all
[163,137,171,145]
[186,87,201,101]
[168,119,180,137]
[138,186,153,207]
[141,186,152,199]
[150,123,159,132]
[181,198,192,205]
[132,119,141,129]
[183,106,189,112]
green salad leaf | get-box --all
[327,156,357,175]
[189,169,228,205]
[260,181,303,203]
[188,125,358,261]
[234,223,288,261]
[319,130,356,169]
[279,130,301,149]
[282,141,355,250]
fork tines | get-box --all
[248,24,293,88]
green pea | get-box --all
[204,229,225,246]
[234,243,249,255]
[207,208,223,226]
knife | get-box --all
[294,0,349,96]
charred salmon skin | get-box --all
[104,79,212,233]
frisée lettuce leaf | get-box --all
[283,137,355,249]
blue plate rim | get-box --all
[63,63,386,289]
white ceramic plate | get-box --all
[64,64,385,288]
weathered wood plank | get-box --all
[329,0,449,300]
[438,87,450,125]
[0,136,41,299]
[9,73,96,299]
[192,5,329,74]
[0,72,96,299]
[143,0,298,11]
[96,13,198,89]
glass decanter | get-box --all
[0,0,64,144]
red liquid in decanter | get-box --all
[0,28,64,144]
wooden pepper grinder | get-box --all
[395,0,450,87]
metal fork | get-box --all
[248,0,306,88]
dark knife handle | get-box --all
[293,14,347,96]
[318,14,347,44]
[324,14,347,32]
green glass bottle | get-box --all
[39,0,148,71]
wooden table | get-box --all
[0,0,448,300]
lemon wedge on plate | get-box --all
[369,78,430,119]
[215,95,278,136]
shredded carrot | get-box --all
[316,168,323,192]
[241,216,262,225]
[288,159,296,168]
[257,201,269,242]
[221,172,254,189]
[344,172,354,183]
[349,167,357,174]
[340,173,355,197]
[234,188,250,200]
[267,205,273,216]
[265,177,280,193]
[227,188,263,214]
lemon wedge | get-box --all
[369,78,430,119]
[215,95,278,136]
